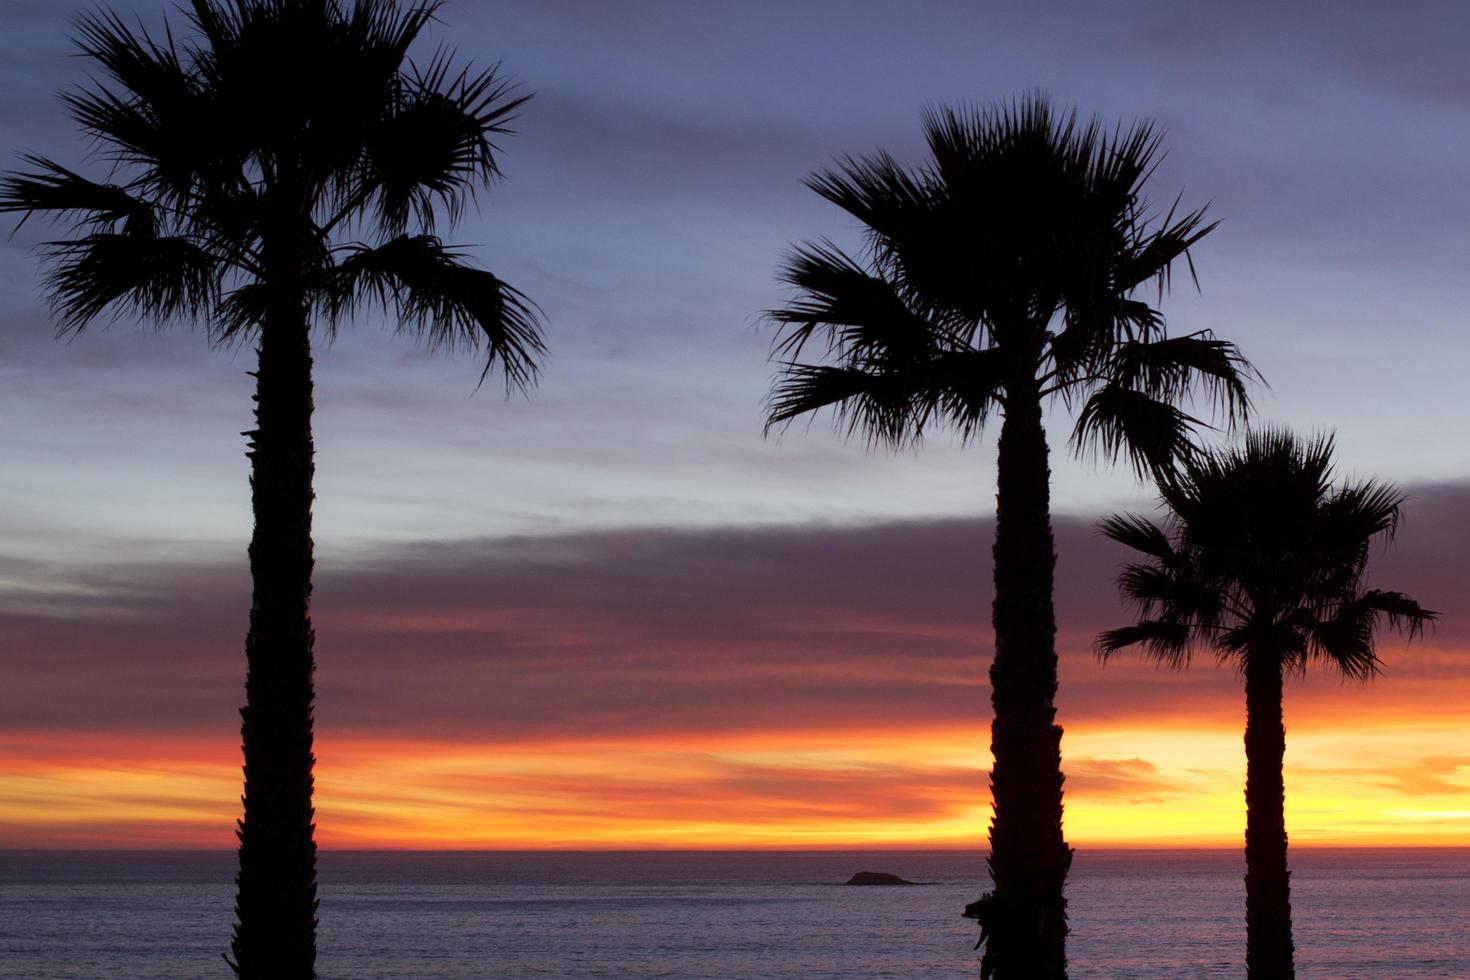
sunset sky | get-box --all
[2,0,1468,849]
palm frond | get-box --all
[1096,619,1192,669]
[351,0,440,61]
[184,0,243,50]
[803,150,930,241]
[1098,514,1175,564]
[917,347,1006,442]
[43,232,218,331]
[63,10,220,192]
[1294,596,1386,681]
[1319,479,1405,549]
[0,155,157,233]
[1048,297,1163,375]
[922,97,1068,178]
[212,281,271,342]
[1104,332,1255,425]
[1353,590,1437,639]
[365,54,528,233]
[768,241,939,361]
[1115,562,1176,607]
[74,8,190,107]
[1119,203,1216,295]
[764,363,920,448]
[1071,383,1202,476]
[1240,428,1337,497]
[1120,562,1227,630]
[329,233,544,391]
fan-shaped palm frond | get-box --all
[768,241,942,361]
[45,232,219,330]
[1097,514,1175,565]
[803,150,930,244]
[1070,384,1201,476]
[765,363,921,448]
[1096,619,1191,668]
[329,234,543,390]
[0,155,157,232]
[362,55,528,234]
[1095,333,1255,417]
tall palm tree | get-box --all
[0,2,543,976]
[765,95,1254,978]
[1098,429,1434,979]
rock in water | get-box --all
[843,871,916,886]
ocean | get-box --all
[1,849,1466,978]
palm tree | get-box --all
[0,2,543,976]
[764,95,1254,977]
[1098,429,1434,979]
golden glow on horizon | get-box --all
[2,708,1467,849]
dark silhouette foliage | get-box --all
[1,2,543,977]
[1098,429,1435,979]
[765,93,1255,978]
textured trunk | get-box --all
[969,381,1071,979]
[228,299,319,979]
[1243,654,1294,979]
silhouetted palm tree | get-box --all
[765,95,1253,977]
[1098,429,1434,979]
[0,3,543,976]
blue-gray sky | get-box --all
[4,0,1469,569]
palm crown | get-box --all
[0,0,543,387]
[767,95,1252,470]
[1098,429,1436,676]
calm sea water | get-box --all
[1,849,1466,978]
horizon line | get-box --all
[4,844,1467,854]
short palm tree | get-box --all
[0,2,544,976]
[765,94,1253,977]
[1098,429,1434,979]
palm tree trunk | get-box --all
[1243,655,1294,979]
[229,306,319,979]
[970,382,1071,979]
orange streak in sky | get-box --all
[3,670,1467,849]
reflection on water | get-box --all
[1,849,1466,978]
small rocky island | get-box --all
[843,871,918,886]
